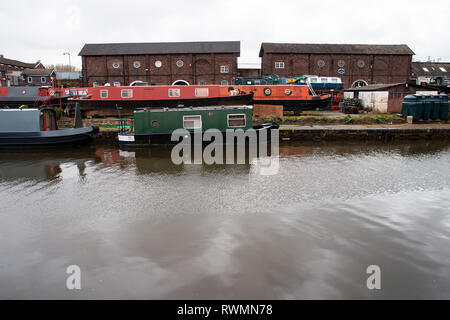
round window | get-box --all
[318,60,326,68]
[155,60,162,68]
[176,60,184,68]
[338,60,345,68]
[358,60,365,68]
[21,89,26,95]
[133,61,141,69]
[112,62,120,69]
[152,120,159,127]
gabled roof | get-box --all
[0,57,40,69]
[23,68,55,76]
[259,43,415,57]
[79,41,241,56]
[412,62,450,77]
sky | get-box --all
[1,0,449,70]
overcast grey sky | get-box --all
[1,0,449,69]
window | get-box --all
[121,89,133,98]
[133,61,141,69]
[321,78,328,83]
[27,77,32,83]
[309,77,318,83]
[151,120,159,127]
[155,60,162,68]
[93,82,98,87]
[318,60,326,68]
[423,67,429,72]
[114,82,121,87]
[112,62,120,69]
[195,88,209,97]
[100,90,108,98]
[220,79,228,86]
[41,77,47,83]
[168,88,180,97]
[275,62,285,69]
[331,78,339,83]
[176,60,184,68]
[183,115,202,129]
[227,114,246,127]
[357,60,365,68]
[439,67,447,72]
[338,60,345,68]
[220,65,229,73]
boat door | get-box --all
[40,109,58,131]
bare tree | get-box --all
[46,64,79,71]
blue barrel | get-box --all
[439,94,449,120]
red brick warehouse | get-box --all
[79,41,240,87]
[259,43,415,88]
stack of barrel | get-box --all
[402,94,449,121]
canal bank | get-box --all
[58,113,450,143]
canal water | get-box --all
[0,140,449,299]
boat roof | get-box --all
[135,105,253,113]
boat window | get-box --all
[309,78,318,83]
[41,77,47,83]
[254,80,261,85]
[321,78,328,83]
[27,77,32,83]
[152,120,159,127]
[195,88,209,97]
[228,114,246,127]
[331,78,339,83]
[121,89,133,98]
[183,115,202,130]
[100,90,108,98]
[169,88,181,97]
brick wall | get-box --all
[83,53,238,86]
[261,53,412,88]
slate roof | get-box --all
[259,43,415,57]
[23,68,55,76]
[79,41,241,56]
[412,62,450,77]
[0,57,39,69]
[344,83,429,91]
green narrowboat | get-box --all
[118,105,278,146]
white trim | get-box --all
[227,113,247,128]
[100,89,108,99]
[220,65,229,73]
[171,79,190,86]
[118,135,135,142]
[275,62,285,69]
[183,115,202,130]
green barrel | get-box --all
[439,94,449,120]
[430,95,441,120]
[421,95,433,120]
[402,95,417,119]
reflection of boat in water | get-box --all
[118,105,279,146]
[0,107,96,146]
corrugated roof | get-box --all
[259,43,415,57]
[0,57,38,69]
[412,62,450,77]
[79,41,241,56]
[344,83,427,91]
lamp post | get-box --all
[63,52,71,71]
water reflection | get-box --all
[0,140,450,299]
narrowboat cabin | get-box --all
[118,105,278,146]
[0,108,96,146]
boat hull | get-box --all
[0,127,96,146]
[76,94,254,117]
[118,124,279,147]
